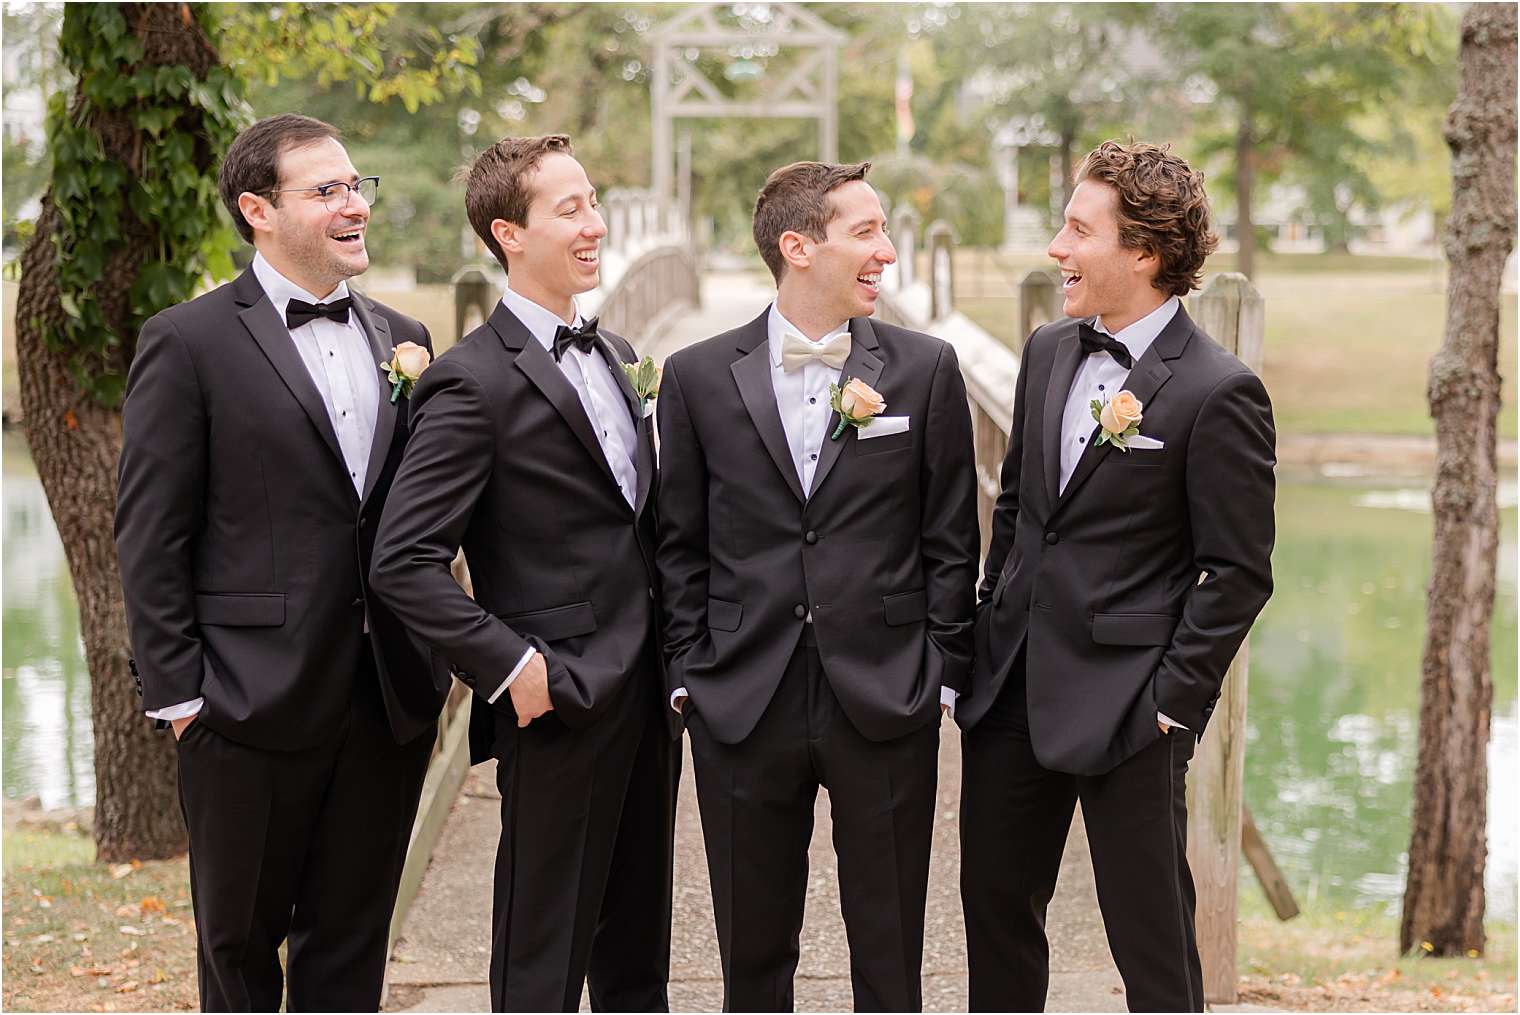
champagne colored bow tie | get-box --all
[552,317,600,362]
[1078,322,1133,369]
[780,331,851,373]
[285,296,352,330]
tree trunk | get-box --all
[1401,1,1516,959]
[1234,101,1256,280]
[15,3,221,862]
[1059,132,1075,215]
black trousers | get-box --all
[959,652,1204,1013]
[686,633,940,1013]
[489,670,679,1013]
[175,652,434,1012]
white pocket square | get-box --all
[643,400,657,418]
[859,415,910,439]
[1126,434,1165,450]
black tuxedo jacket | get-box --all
[115,268,450,750]
[656,310,979,745]
[369,302,664,764]
[961,305,1276,775]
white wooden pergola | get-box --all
[649,3,845,211]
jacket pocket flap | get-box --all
[882,589,927,627]
[499,601,597,642]
[194,593,286,627]
[1091,612,1179,646]
[707,597,743,633]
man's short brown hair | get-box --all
[1075,140,1219,298]
[461,134,574,272]
[752,161,872,284]
[219,114,342,243]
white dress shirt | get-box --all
[768,304,846,495]
[1057,295,1187,732]
[146,254,381,722]
[671,305,955,715]
[483,286,641,705]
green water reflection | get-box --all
[1245,468,1517,920]
[1,433,1515,919]
[3,431,94,810]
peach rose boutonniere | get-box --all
[382,342,431,403]
[1089,389,1144,451]
[828,376,886,440]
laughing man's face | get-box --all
[263,137,371,295]
[1047,179,1160,330]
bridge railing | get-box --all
[582,187,700,344]
[876,213,1265,1006]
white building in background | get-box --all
[1212,180,1440,258]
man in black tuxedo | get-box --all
[958,140,1276,1012]
[115,114,450,1010]
[369,134,676,1013]
[657,160,978,1012]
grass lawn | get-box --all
[1236,890,1517,1011]
[2,829,199,1012]
[952,251,1518,439]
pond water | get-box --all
[2,431,1514,920]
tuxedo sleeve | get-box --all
[918,342,979,695]
[115,313,209,712]
[1152,369,1276,731]
[653,355,709,698]
[979,329,1035,603]
[369,357,534,706]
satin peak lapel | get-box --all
[495,307,625,499]
[1041,325,1085,508]
[352,293,397,509]
[730,318,807,504]
[808,316,884,500]
[233,271,348,483]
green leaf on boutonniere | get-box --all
[621,355,661,403]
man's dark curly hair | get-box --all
[1075,140,1218,298]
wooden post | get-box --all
[1242,804,1300,921]
[891,205,920,289]
[1185,272,1265,1004]
[925,220,956,320]
[1019,268,1059,338]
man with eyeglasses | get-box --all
[116,113,449,1011]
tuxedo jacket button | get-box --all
[794,604,807,619]
[805,530,818,544]
[1045,532,1059,545]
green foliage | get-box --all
[1155,3,1453,249]
[218,3,482,113]
[44,4,246,405]
[39,3,485,404]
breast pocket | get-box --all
[855,429,913,457]
[1108,448,1169,468]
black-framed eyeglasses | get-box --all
[264,176,379,212]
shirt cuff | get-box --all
[1157,710,1188,732]
[487,647,538,704]
[670,687,688,713]
[146,698,203,722]
[940,686,958,717]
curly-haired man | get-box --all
[958,140,1277,1012]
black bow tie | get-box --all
[1078,322,1133,369]
[552,317,600,362]
[286,296,352,330]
